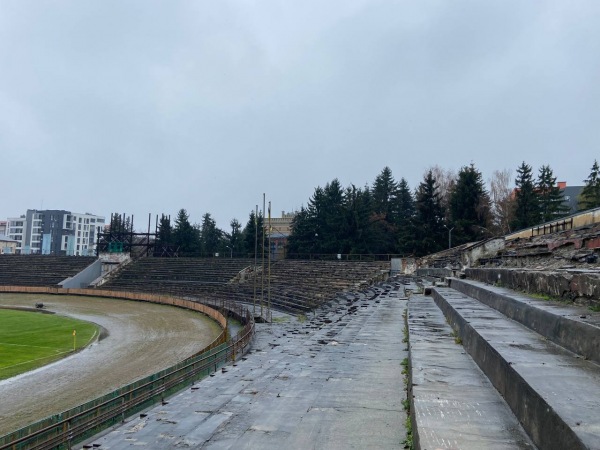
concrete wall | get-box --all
[466,267,600,308]
[391,257,417,275]
[461,238,504,267]
[416,267,453,278]
[59,259,102,288]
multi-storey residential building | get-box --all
[6,210,105,255]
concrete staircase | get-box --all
[407,276,600,449]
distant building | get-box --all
[511,182,584,216]
[267,211,297,259]
[6,210,105,255]
[0,221,7,236]
[0,235,18,254]
[558,182,584,214]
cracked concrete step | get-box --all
[432,286,600,450]
[408,295,536,450]
[448,277,600,365]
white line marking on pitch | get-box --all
[0,349,73,370]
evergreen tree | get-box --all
[413,170,446,256]
[512,162,540,230]
[342,185,373,254]
[173,208,199,254]
[449,164,492,244]
[156,214,172,248]
[537,165,568,222]
[199,213,221,255]
[108,213,133,233]
[372,167,398,222]
[320,179,347,253]
[305,186,327,254]
[229,218,243,256]
[396,178,416,255]
[242,210,265,258]
[286,207,313,256]
[578,160,600,210]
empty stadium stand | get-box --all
[99,258,389,314]
[407,275,600,450]
[0,255,97,287]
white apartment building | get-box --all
[6,210,105,256]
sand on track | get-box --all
[0,293,222,436]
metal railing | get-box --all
[0,288,254,450]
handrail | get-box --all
[0,287,254,450]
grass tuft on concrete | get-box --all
[0,309,98,380]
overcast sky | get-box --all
[1,1,599,230]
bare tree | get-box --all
[489,168,515,234]
[427,165,456,218]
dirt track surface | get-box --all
[0,293,222,436]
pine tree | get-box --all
[396,178,416,255]
[156,214,172,247]
[342,185,373,254]
[286,207,316,256]
[512,162,540,230]
[320,179,347,253]
[199,213,221,255]
[537,165,568,222]
[242,210,265,258]
[173,209,199,254]
[229,219,243,256]
[413,170,446,256]
[578,160,600,210]
[449,164,492,244]
[372,167,398,222]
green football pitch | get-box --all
[0,309,99,380]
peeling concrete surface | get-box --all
[82,283,407,449]
[407,294,535,450]
[432,286,600,450]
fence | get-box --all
[505,206,600,241]
[0,287,255,450]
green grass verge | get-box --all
[0,309,99,380]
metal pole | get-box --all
[444,225,454,250]
[253,205,258,317]
[261,194,265,318]
[268,201,271,323]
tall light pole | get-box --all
[444,224,454,249]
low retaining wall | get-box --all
[416,267,454,278]
[465,268,600,309]
[0,285,227,329]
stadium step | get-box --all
[448,277,600,365]
[407,294,536,449]
[429,285,600,450]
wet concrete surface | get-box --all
[449,278,600,365]
[408,294,536,449]
[82,283,407,449]
[0,293,222,436]
[432,287,600,450]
